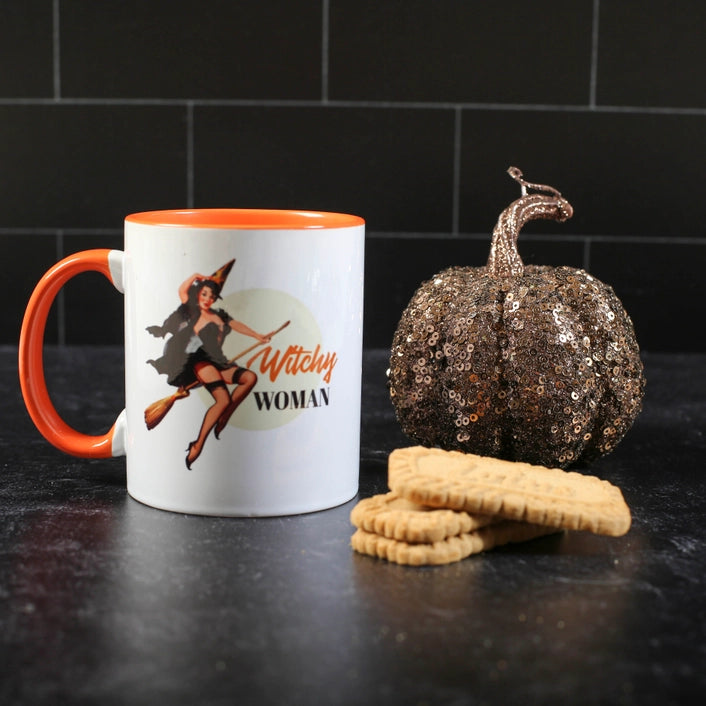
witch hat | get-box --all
[208,259,235,298]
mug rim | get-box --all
[125,209,364,229]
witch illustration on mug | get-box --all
[144,259,274,469]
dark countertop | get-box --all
[2,346,705,705]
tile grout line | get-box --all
[1,96,705,116]
[451,107,462,235]
[0,228,123,235]
[364,232,706,245]
[321,0,330,103]
[589,0,600,109]
[52,0,61,100]
[186,101,195,208]
[56,229,65,345]
[3,228,706,246]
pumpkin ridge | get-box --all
[495,278,520,459]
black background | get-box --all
[2,1,704,352]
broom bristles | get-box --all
[144,387,191,430]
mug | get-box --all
[19,209,365,516]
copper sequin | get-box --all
[388,168,645,469]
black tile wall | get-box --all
[1,233,59,346]
[60,0,322,100]
[590,240,704,355]
[193,106,456,231]
[329,0,594,104]
[459,110,706,237]
[2,1,705,353]
[61,234,124,345]
[0,0,53,97]
[0,105,186,228]
[597,1,706,108]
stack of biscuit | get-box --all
[350,446,632,566]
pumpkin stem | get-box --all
[487,167,574,277]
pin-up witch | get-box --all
[146,259,271,469]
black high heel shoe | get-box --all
[185,441,199,470]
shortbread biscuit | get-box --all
[351,521,559,566]
[350,491,497,543]
[388,446,631,537]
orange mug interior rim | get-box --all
[125,209,364,229]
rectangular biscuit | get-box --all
[388,446,631,537]
[350,491,498,544]
[351,521,559,566]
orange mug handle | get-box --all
[18,249,127,458]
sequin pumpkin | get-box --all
[388,168,645,468]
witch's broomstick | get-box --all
[144,320,290,430]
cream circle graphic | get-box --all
[198,288,324,431]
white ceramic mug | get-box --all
[19,209,365,516]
